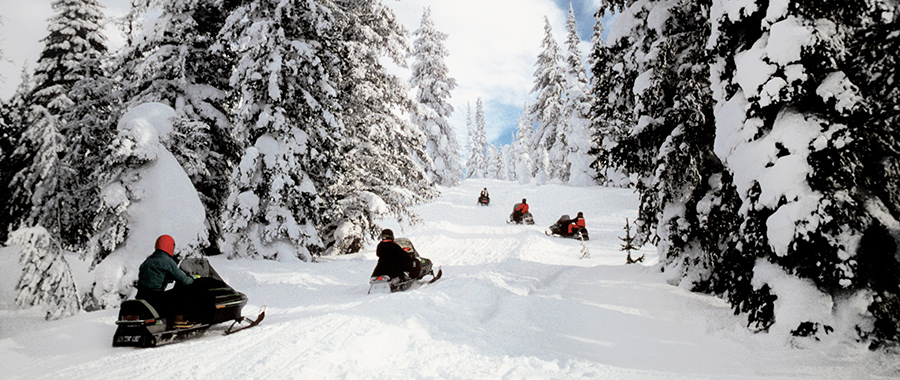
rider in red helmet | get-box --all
[136,235,195,320]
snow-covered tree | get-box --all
[6,0,107,243]
[218,0,345,260]
[324,0,437,255]
[466,98,488,178]
[588,4,632,187]
[846,3,900,345]
[513,107,534,184]
[111,0,240,255]
[486,144,500,179]
[10,226,80,320]
[410,7,462,187]
[501,143,516,181]
[705,0,900,342]
[560,5,595,186]
[529,16,566,181]
[0,67,34,242]
[594,0,900,345]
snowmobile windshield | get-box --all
[394,237,417,255]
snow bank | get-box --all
[3,179,893,379]
[90,103,208,305]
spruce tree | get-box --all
[10,226,80,320]
[560,4,595,186]
[324,0,437,255]
[219,0,345,260]
[111,0,240,255]
[513,107,534,184]
[847,2,900,345]
[410,7,463,187]
[529,16,566,182]
[0,68,34,242]
[6,0,107,242]
[588,4,633,187]
[466,98,488,178]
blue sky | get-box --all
[388,0,602,148]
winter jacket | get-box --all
[371,239,415,280]
[515,203,529,214]
[568,216,586,233]
[137,250,194,292]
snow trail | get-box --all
[2,179,895,379]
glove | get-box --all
[192,274,201,279]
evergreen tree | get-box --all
[5,0,107,243]
[0,67,34,242]
[486,144,500,179]
[620,218,643,264]
[560,4,595,186]
[847,2,900,345]
[218,0,345,260]
[529,16,566,181]
[324,0,437,255]
[466,98,488,178]
[112,0,240,255]
[10,226,80,320]
[588,4,632,187]
[513,107,534,184]
[501,143,516,182]
[410,7,463,186]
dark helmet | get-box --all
[577,211,583,217]
[155,234,175,256]
[380,229,394,240]
[522,198,527,203]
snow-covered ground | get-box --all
[1,179,896,379]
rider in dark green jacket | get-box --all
[136,235,194,315]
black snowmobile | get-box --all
[112,257,264,348]
[546,214,590,240]
[368,237,442,294]
[478,194,490,206]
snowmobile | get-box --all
[546,214,590,240]
[368,237,442,294]
[112,257,264,348]
[478,194,490,206]
[508,209,535,225]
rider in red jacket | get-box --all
[513,199,529,222]
[568,212,586,234]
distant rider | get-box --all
[136,235,195,321]
[371,229,415,281]
[480,188,489,198]
[568,212,586,235]
[512,198,529,223]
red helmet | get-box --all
[155,235,175,256]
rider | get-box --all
[568,212,586,235]
[136,235,195,320]
[371,229,415,281]
[512,198,529,223]
[480,187,489,198]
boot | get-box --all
[173,315,194,329]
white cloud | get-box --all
[388,0,592,146]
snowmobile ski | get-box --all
[225,306,266,335]
[429,268,443,283]
[368,267,442,294]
